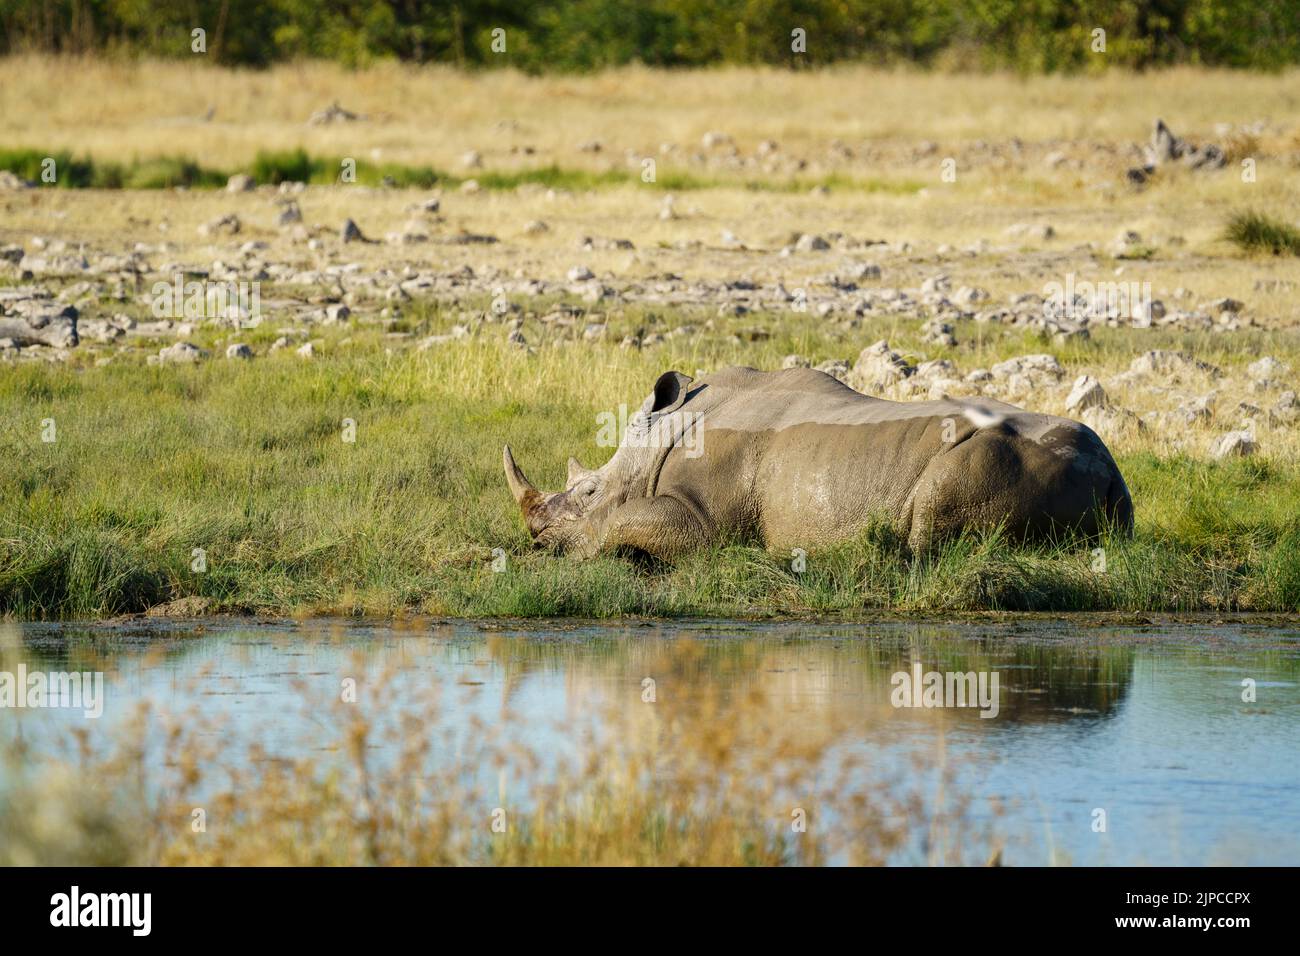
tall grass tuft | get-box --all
[1225,210,1300,256]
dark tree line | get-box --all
[1,0,1296,70]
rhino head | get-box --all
[503,371,696,557]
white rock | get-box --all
[1065,375,1108,414]
[1210,431,1256,459]
[848,340,913,393]
[1247,356,1288,382]
[225,343,253,359]
[794,233,830,252]
[157,341,207,364]
[1081,405,1143,440]
[814,359,850,382]
[1130,350,1220,378]
[990,354,1064,382]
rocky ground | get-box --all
[2,176,1298,464]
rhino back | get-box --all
[652,366,1117,549]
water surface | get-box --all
[3,617,1298,865]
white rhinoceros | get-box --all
[504,366,1132,560]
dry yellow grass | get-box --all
[0,638,997,866]
[2,56,1296,166]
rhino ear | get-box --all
[643,370,694,417]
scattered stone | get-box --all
[1128,118,1226,183]
[578,236,634,252]
[276,200,303,226]
[1210,430,1256,459]
[990,354,1064,383]
[0,170,33,190]
[308,101,360,126]
[1130,350,1221,378]
[0,305,79,348]
[1247,356,1287,382]
[1206,297,1244,315]
[1081,405,1144,439]
[1145,118,1226,171]
[155,341,208,364]
[914,359,957,380]
[920,319,956,347]
[443,230,498,245]
[814,358,850,382]
[340,218,366,243]
[794,233,831,253]
[225,343,253,359]
[226,173,255,193]
[920,274,952,295]
[1110,230,1148,258]
[782,354,811,369]
[848,340,914,393]
[1065,375,1108,414]
[198,214,241,237]
[296,341,315,358]
[952,286,989,306]
[1175,395,1215,425]
[1005,223,1055,241]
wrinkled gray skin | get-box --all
[504,366,1132,561]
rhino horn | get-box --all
[567,456,590,485]
[503,445,538,504]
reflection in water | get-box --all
[2,618,1299,864]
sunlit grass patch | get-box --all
[2,316,1299,619]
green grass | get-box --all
[2,313,1299,620]
[0,148,229,189]
[0,146,924,194]
[1225,210,1300,256]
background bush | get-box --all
[1,0,1297,71]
